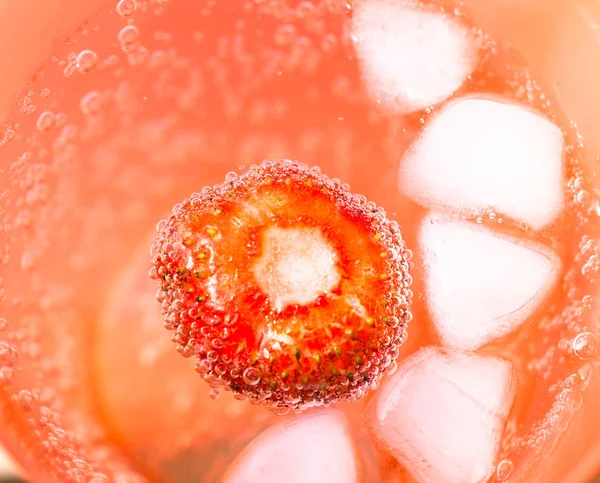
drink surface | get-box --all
[0,0,598,482]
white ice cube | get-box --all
[352,0,477,114]
[223,411,358,483]
[398,97,564,230]
[420,215,561,351]
[372,347,516,483]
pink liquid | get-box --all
[0,0,598,482]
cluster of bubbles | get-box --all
[578,234,600,283]
[0,0,198,480]
[117,0,138,18]
[152,160,413,414]
[0,0,597,481]
[151,161,411,411]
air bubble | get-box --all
[577,363,595,388]
[118,25,140,47]
[0,367,14,385]
[496,459,513,480]
[195,359,212,375]
[296,1,315,18]
[272,406,290,416]
[321,33,338,53]
[89,475,109,483]
[559,388,583,411]
[215,363,227,376]
[56,112,68,127]
[577,190,591,206]
[116,0,137,17]
[274,24,297,46]
[572,332,599,360]
[63,62,77,78]
[243,367,262,386]
[75,50,98,73]
[17,390,34,411]
[0,342,18,366]
[36,111,57,132]
[80,91,104,116]
[128,46,149,66]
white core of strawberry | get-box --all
[252,227,340,311]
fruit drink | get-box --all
[0,0,598,482]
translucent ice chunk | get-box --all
[352,0,477,114]
[420,215,561,351]
[398,97,564,230]
[372,347,516,483]
[0,449,18,479]
[223,411,358,483]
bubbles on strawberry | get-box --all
[151,159,413,411]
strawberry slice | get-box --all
[151,159,413,411]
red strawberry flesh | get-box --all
[151,159,413,411]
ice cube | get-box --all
[352,0,478,114]
[223,411,358,483]
[420,215,561,351]
[372,347,516,483]
[398,97,564,230]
